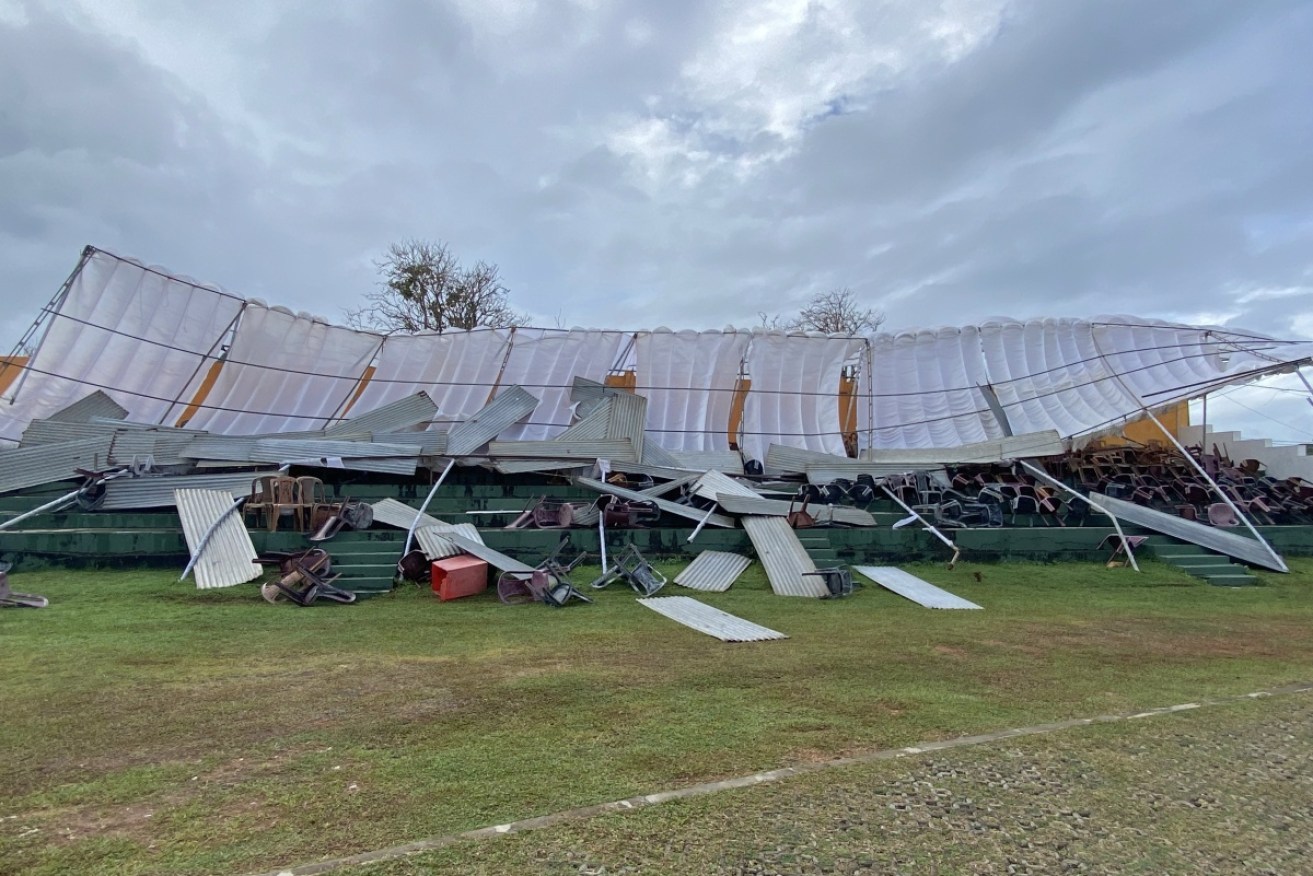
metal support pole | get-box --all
[686,503,719,543]
[403,458,455,558]
[0,489,81,532]
[1019,460,1139,572]
[598,503,608,573]
[1141,408,1287,573]
[179,495,246,581]
[880,485,961,569]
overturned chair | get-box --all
[497,547,592,607]
[259,548,357,606]
[589,544,667,596]
[0,562,47,608]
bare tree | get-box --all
[346,239,527,333]
[760,287,885,334]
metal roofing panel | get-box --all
[852,566,983,609]
[1091,492,1285,572]
[326,391,438,437]
[371,430,448,454]
[637,596,787,641]
[570,375,617,404]
[575,476,737,528]
[491,459,591,475]
[175,488,261,589]
[805,464,948,484]
[445,385,539,456]
[247,439,423,460]
[0,438,115,493]
[639,441,683,469]
[764,443,849,476]
[856,430,1065,464]
[606,392,647,463]
[669,450,745,474]
[674,551,752,592]
[371,497,442,531]
[415,522,485,560]
[555,397,612,442]
[46,391,129,423]
[439,532,535,573]
[691,470,759,502]
[486,439,635,461]
[103,470,280,509]
[606,461,702,480]
[741,515,826,597]
[713,494,877,526]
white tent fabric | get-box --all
[0,249,245,442]
[184,305,382,435]
[496,328,628,440]
[740,333,867,462]
[636,329,750,452]
[352,329,512,425]
[6,248,1312,452]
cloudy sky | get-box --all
[3,0,1312,438]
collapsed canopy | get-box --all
[2,246,1309,454]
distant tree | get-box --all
[759,287,885,334]
[346,239,527,334]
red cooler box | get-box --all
[431,556,489,601]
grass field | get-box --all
[2,557,1312,875]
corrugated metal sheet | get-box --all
[639,441,683,469]
[607,460,703,479]
[102,470,280,509]
[47,391,129,423]
[491,459,591,475]
[325,391,438,437]
[764,443,849,476]
[1091,492,1285,572]
[570,375,616,404]
[690,470,759,502]
[714,494,877,526]
[414,522,485,560]
[20,419,206,447]
[805,464,947,483]
[247,439,424,460]
[555,397,613,442]
[852,566,982,609]
[175,488,261,589]
[637,596,787,641]
[668,450,745,474]
[445,385,539,456]
[371,497,442,531]
[674,551,752,592]
[371,430,448,454]
[0,437,115,493]
[639,474,700,498]
[857,430,1065,464]
[486,439,635,461]
[606,392,647,463]
[182,437,420,475]
[741,515,827,597]
[576,477,736,528]
[439,532,535,573]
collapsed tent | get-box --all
[3,246,1311,453]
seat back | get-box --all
[1207,503,1239,527]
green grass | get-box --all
[2,557,1313,875]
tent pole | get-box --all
[1019,460,1139,572]
[1140,407,1287,572]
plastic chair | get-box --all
[295,476,329,531]
[265,475,304,532]
[1207,503,1239,527]
[588,544,667,596]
